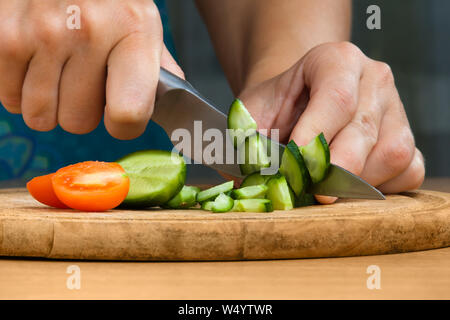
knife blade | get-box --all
[153,68,385,200]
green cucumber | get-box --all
[238,133,271,176]
[201,201,214,211]
[240,172,273,188]
[196,181,234,203]
[231,184,268,199]
[117,150,186,208]
[266,174,295,210]
[279,140,311,197]
[227,98,257,147]
[210,193,235,213]
[299,132,330,184]
[163,186,200,209]
[232,199,273,212]
[295,193,317,207]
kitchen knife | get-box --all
[153,68,385,200]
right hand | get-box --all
[0,0,183,139]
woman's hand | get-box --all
[239,42,425,202]
[0,0,183,139]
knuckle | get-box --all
[33,13,66,47]
[408,150,425,190]
[59,117,97,135]
[1,96,22,113]
[24,115,56,132]
[381,130,415,173]
[329,86,356,115]
[333,41,362,59]
[373,61,395,85]
[107,104,149,125]
[352,112,379,146]
[0,26,24,57]
[120,0,160,31]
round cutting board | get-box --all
[0,188,449,261]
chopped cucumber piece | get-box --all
[211,193,235,213]
[201,201,214,211]
[266,174,295,210]
[163,186,200,209]
[233,199,273,212]
[299,132,330,184]
[240,172,273,188]
[238,133,271,176]
[196,181,234,203]
[227,98,257,147]
[231,184,268,199]
[279,140,311,197]
[117,150,186,208]
[295,193,317,207]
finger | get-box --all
[21,50,64,131]
[0,2,29,113]
[289,44,364,146]
[359,103,416,187]
[58,48,106,134]
[377,148,425,193]
[104,31,162,140]
[160,45,185,79]
[327,67,387,177]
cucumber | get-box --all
[163,186,200,209]
[210,193,235,213]
[279,140,311,197]
[232,199,273,212]
[266,174,295,210]
[295,193,317,207]
[201,201,214,211]
[231,184,268,200]
[117,150,186,208]
[299,132,330,184]
[240,172,273,188]
[196,180,234,203]
[238,133,271,175]
[227,98,257,147]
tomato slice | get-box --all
[51,161,130,212]
[27,173,69,209]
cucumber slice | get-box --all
[117,150,186,208]
[240,172,273,188]
[227,98,257,147]
[201,201,214,211]
[279,140,311,197]
[266,174,295,210]
[299,132,331,184]
[295,193,317,207]
[231,184,268,199]
[196,180,234,203]
[232,199,273,212]
[238,133,271,176]
[211,193,235,213]
[163,186,200,209]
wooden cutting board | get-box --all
[0,188,449,261]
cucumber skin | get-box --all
[279,140,311,197]
[295,193,317,207]
[117,150,186,208]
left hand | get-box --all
[238,41,425,203]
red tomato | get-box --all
[51,161,130,212]
[27,173,69,209]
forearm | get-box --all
[196,0,351,94]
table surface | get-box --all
[1,178,449,300]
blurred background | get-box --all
[166,0,450,182]
[0,0,448,187]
